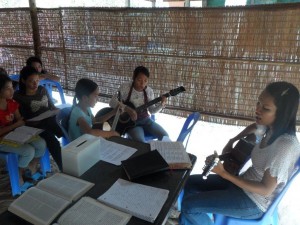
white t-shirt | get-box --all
[109,82,163,115]
[241,134,300,211]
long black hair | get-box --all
[19,66,40,93]
[132,66,150,81]
[266,81,299,144]
[0,74,11,92]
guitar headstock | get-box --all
[169,86,186,96]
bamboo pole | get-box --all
[29,0,41,57]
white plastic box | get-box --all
[62,134,101,177]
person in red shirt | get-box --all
[0,74,46,192]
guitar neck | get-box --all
[135,94,168,113]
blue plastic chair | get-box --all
[176,112,201,149]
[176,112,200,211]
[55,107,72,146]
[9,74,20,90]
[213,157,300,225]
[9,74,20,81]
[39,79,66,105]
[0,148,51,196]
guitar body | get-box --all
[219,138,255,175]
[94,107,135,135]
[95,86,186,135]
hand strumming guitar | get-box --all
[124,106,137,121]
[221,123,257,155]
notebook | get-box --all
[97,178,169,223]
[121,150,170,180]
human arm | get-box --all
[148,88,166,114]
[93,107,118,124]
[77,117,120,138]
[213,162,278,196]
[109,85,137,121]
[0,109,25,137]
[42,86,58,110]
[222,123,257,154]
[39,71,60,82]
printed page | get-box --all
[15,125,43,136]
[8,187,70,225]
[3,131,32,144]
[57,197,131,225]
[99,137,137,165]
[149,141,192,168]
[37,173,94,202]
[27,109,59,122]
[2,126,43,144]
[97,178,169,223]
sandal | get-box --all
[24,170,44,181]
[31,172,44,181]
[20,181,34,193]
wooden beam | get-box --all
[29,0,41,57]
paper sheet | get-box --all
[57,197,131,225]
[99,138,137,165]
[27,109,59,122]
[8,187,70,225]
[97,178,169,223]
[149,141,191,164]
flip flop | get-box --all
[20,182,34,193]
[24,170,44,181]
[31,172,44,181]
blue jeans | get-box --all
[127,117,168,143]
[0,137,46,168]
[179,174,263,225]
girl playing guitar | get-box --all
[109,66,169,143]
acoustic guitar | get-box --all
[202,138,255,177]
[95,86,185,135]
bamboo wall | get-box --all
[0,4,300,126]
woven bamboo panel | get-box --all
[1,4,300,126]
[0,8,34,73]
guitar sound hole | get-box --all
[119,114,131,123]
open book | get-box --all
[97,178,169,223]
[8,173,94,225]
[57,197,131,225]
[149,141,192,169]
[2,126,43,145]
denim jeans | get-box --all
[0,137,46,168]
[179,174,264,225]
[127,117,168,143]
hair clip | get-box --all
[281,88,289,96]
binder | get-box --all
[121,150,170,180]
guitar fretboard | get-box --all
[135,94,170,113]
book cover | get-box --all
[121,150,170,180]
